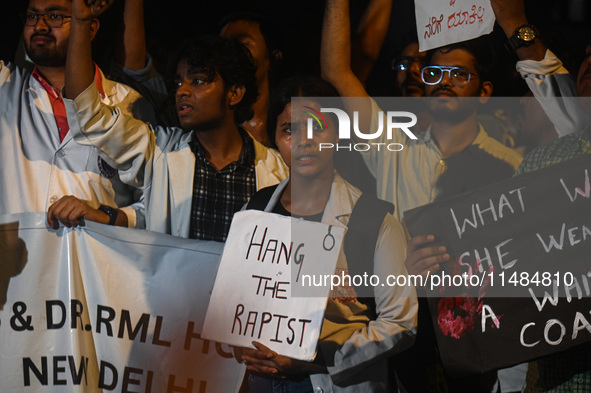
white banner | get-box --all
[0,213,243,393]
[202,211,344,361]
[415,0,495,52]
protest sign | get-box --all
[404,156,591,375]
[0,213,243,393]
[202,210,344,361]
[414,0,495,52]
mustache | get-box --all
[402,77,423,89]
[30,33,55,41]
[430,85,457,97]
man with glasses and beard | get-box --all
[322,0,522,223]
[322,1,523,391]
[0,0,155,229]
[391,42,426,98]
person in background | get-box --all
[220,12,283,146]
[108,0,179,127]
[391,41,426,98]
[514,67,591,392]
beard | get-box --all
[427,92,480,123]
[429,101,477,123]
[400,77,425,97]
[25,36,67,67]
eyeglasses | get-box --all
[392,56,425,72]
[24,12,72,28]
[421,66,478,87]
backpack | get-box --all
[246,185,394,319]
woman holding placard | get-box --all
[234,76,418,393]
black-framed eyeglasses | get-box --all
[24,12,72,28]
[421,66,478,87]
[391,56,425,72]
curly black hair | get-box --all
[174,35,259,125]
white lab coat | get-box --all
[65,82,289,237]
[0,61,155,228]
[253,175,418,392]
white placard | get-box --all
[415,0,495,52]
[202,210,344,361]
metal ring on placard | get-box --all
[323,225,335,251]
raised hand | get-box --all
[490,0,527,34]
[71,0,114,21]
[490,0,545,60]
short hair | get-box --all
[425,35,496,85]
[267,76,340,148]
[174,35,258,125]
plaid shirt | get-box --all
[189,129,256,241]
[516,126,591,175]
[517,126,591,393]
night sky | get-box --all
[2,0,590,96]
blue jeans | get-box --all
[248,374,314,393]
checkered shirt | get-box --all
[189,129,256,241]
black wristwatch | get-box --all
[508,24,539,51]
[98,205,119,226]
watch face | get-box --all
[519,27,536,42]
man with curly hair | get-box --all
[61,2,288,241]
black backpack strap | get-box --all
[246,184,279,211]
[343,193,394,318]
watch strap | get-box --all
[98,205,119,226]
[508,24,538,51]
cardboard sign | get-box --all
[415,0,495,52]
[0,213,243,393]
[404,156,591,375]
[202,210,344,361]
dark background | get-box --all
[2,0,590,96]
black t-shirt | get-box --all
[270,198,323,223]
